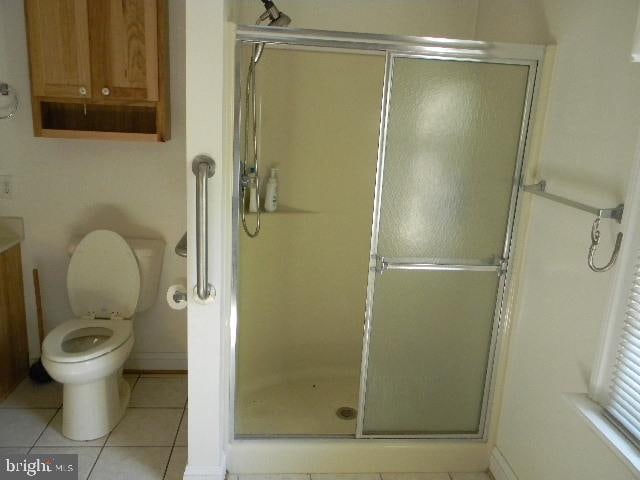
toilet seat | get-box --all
[43,318,133,363]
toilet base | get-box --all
[62,372,130,440]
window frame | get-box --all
[591,151,640,423]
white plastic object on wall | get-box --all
[632,11,640,62]
[0,175,13,199]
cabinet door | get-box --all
[25,0,92,99]
[89,0,159,102]
[0,246,28,400]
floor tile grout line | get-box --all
[130,374,141,391]
[107,445,177,448]
[161,406,188,480]
[86,442,108,479]
[34,442,108,449]
[100,443,177,447]
[102,418,116,447]
[28,406,61,454]
[0,406,63,410]
[120,405,184,410]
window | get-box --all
[589,163,640,456]
[604,254,640,446]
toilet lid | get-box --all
[67,230,140,319]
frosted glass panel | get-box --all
[377,58,529,261]
[362,270,499,435]
[362,57,530,436]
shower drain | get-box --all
[336,407,357,420]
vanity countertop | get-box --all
[0,217,24,254]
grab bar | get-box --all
[192,155,216,301]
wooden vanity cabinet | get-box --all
[0,245,29,401]
[25,0,170,142]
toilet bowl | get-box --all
[42,230,149,441]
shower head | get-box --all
[268,11,291,27]
[251,0,291,63]
[257,0,291,27]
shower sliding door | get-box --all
[358,55,533,437]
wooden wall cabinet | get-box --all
[25,0,170,142]
[0,245,29,401]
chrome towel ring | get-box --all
[0,83,18,120]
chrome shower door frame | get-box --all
[357,52,541,440]
[231,25,545,441]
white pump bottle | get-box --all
[264,168,279,212]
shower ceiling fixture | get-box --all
[258,0,292,27]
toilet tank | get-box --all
[69,236,165,313]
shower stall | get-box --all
[232,26,542,441]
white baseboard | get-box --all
[183,464,226,480]
[489,447,518,480]
[125,352,187,371]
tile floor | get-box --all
[0,373,187,480]
[228,475,492,480]
[227,473,491,480]
[0,374,492,480]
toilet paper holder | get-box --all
[173,289,187,304]
[166,284,188,310]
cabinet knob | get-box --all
[78,86,87,96]
[101,87,111,96]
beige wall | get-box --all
[475,0,551,44]
[482,1,640,479]
[0,0,187,368]
[237,47,384,390]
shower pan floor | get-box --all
[235,375,359,436]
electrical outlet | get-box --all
[0,175,14,199]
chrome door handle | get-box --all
[375,256,506,274]
[192,155,216,301]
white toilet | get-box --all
[42,230,164,441]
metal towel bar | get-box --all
[522,179,624,272]
[522,180,624,223]
[192,155,216,300]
